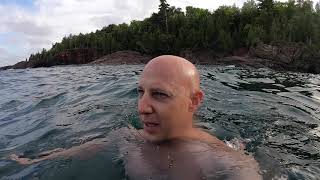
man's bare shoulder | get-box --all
[193,129,262,179]
[194,129,252,156]
[194,129,226,146]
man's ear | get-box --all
[188,90,204,112]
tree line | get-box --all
[27,0,320,65]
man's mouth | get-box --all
[143,122,160,134]
[145,122,158,127]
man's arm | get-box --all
[9,126,138,165]
[9,138,109,165]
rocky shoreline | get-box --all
[1,43,319,74]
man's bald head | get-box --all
[142,55,201,96]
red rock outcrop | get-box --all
[90,51,152,65]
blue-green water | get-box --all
[0,65,319,180]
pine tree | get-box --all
[316,1,320,13]
[159,0,170,33]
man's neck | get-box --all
[167,126,199,141]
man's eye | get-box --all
[152,92,168,98]
[137,89,144,96]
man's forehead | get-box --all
[139,75,176,89]
[141,63,188,83]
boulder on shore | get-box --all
[250,42,304,64]
[250,42,320,74]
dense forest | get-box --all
[10,0,320,68]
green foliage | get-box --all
[27,0,320,64]
[244,24,265,46]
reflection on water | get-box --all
[0,65,319,179]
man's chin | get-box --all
[142,130,164,143]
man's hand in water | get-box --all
[9,148,65,165]
[10,154,36,165]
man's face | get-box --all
[137,69,192,142]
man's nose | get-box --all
[138,94,153,114]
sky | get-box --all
[0,0,314,67]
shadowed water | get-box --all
[0,65,319,180]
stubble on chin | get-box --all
[142,130,165,143]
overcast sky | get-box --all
[0,0,312,67]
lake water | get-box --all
[0,65,319,180]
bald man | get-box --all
[131,55,262,179]
[9,55,262,179]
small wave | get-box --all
[34,92,66,109]
[117,87,138,99]
[0,100,22,111]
